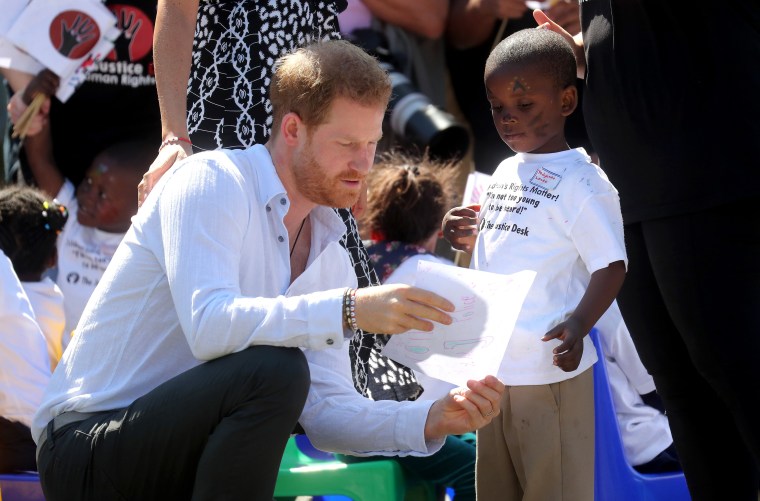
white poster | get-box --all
[382,260,535,386]
[461,171,492,207]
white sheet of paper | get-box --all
[382,260,535,386]
[461,171,492,206]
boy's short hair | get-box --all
[97,140,157,177]
[485,28,576,89]
[270,39,392,133]
[362,151,460,244]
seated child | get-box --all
[596,302,681,474]
[0,186,68,369]
[23,128,155,347]
[443,28,627,500]
[0,247,51,472]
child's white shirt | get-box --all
[0,252,51,428]
[22,277,65,369]
[472,148,627,385]
[596,301,673,466]
[55,180,126,347]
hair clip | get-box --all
[403,164,420,176]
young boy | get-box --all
[24,129,154,348]
[443,28,626,500]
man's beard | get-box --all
[292,147,362,208]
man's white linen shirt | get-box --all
[32,145,438,456]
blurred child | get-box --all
[443,29,626,499]
[0,186,68,370]
[24,127,155,347]
[354,152,479,500]
[0,247,51,472]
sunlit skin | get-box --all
[485,62,577,154]
[76,157,139,233]
[284,97,385,212]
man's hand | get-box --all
[442,204,480,254]
[424,375,505,440]
[138,142,193,207]
[354,284,454,335]
[542,316,585,371]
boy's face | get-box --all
[76,157,137,233]
[485,63,576,154]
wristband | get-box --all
[159,136,192,152]
[343,287,358,334]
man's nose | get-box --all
[352,145,375,174]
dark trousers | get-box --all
[0,416,37,472]
[617,197,760,501]
[37,345,310,501]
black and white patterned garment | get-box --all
[187,0,421,402]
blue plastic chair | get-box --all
[590,329,691,501]
[0,473,45,501]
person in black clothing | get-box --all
[536,3,760,499]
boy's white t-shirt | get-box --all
[472,148,627,385]
[55,181,126,346]
[21,277,66,369]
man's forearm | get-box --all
[154,0,199,140]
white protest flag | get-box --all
[0,0,43,74]
[5,0,121,101]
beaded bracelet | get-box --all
[158,136,192,152]
[343,287,359,333]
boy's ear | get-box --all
[560,85,578,117]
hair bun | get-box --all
[42,199,69,234]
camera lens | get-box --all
[384,65,469,161]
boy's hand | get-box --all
[442,204,480,254]
[7,92,50,137]
[22,69,60,104]
[542,316,585,371]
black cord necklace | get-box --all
[290,218,307,257]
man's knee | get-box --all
[237,346,310,408]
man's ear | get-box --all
[280,111,304,145]
[560,85,578,117]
